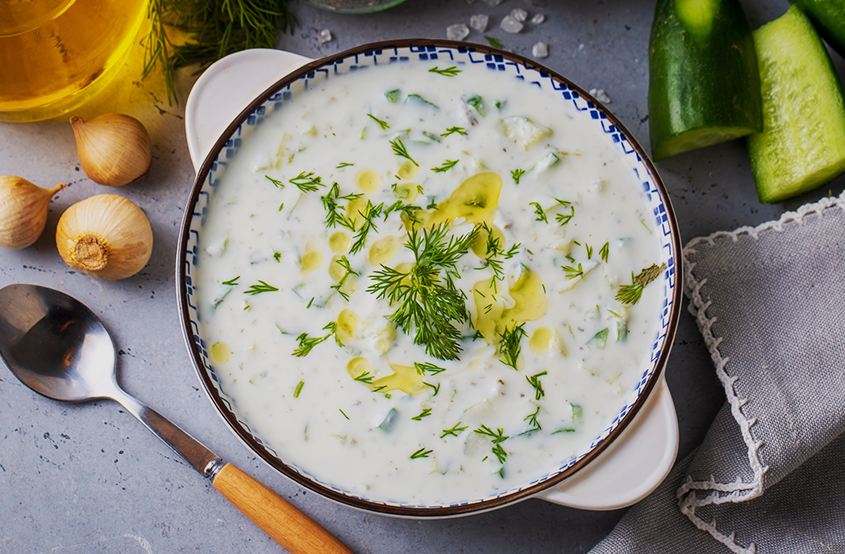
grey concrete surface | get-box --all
[1,1,843,553]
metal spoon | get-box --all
[0,283,353,554]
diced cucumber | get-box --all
[748,5,845,203]
[648,0,763,161]
[497,116,551,150]
[791,0,845,57]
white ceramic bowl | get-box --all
[177,41,683,517]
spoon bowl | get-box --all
[0,283,354,554]
[0,283,117,402]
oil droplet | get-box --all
[329,231,351,253]
[369,235,401,266]
[347,357,372,380]
[402,172,502,230]
[471,224,505,258]
[373,361,427,395]
[337,309,361,343]
[301,242,323,274]
[356,169,381,193]
[530,327,554,354]
[473,266,547,343]
[398,160,419,180]
[347,196,369,229]
[210,342,233,364]
[393,182,419,202]
[329,255,347,281]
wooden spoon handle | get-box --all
[212,463,354,554]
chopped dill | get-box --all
[367,113,390,130]
[428,65,461,77]
[289,171,324,193]
[441,422,468,438]
[599,241,610,263]
[562,262,584,280]
[441,126,467,137]
[411,447,432,459]
[484,36,504,49]
[389,138,418,167]
[525,371,548,400]
[530,202,548,223]
[265,175,285,189]
[292,332,330,357]
[349,201,384,254]
[415,362,447,375]
[244,280,278,295]
[412,408,432,420]
[431,159,459,173]
[511,168,526,184]
[336,162,354,168]
[294,381,304,398]
[498,323,527,370]
[222,276,240,286]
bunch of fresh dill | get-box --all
[143,0,297,104]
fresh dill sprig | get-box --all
[320,182,360,230]
[244,280,278,295]
[530,202,548,223]
[389,138,418,167]
[290,171,324,193]
[367,224,479,360]
[292,332,330,357]
[411,447,432,459]
[599,241,610,263]
[330,255,359,301]
[511,169,526,184]
[144,0,297,105]
[554,198,575,226]
[562,262,584,280]
[222,276,240,286]
[415,362,447,375]
[431,159,459,173]
[441,126,467,137]
[349,201,384,254]
[367,113,390,130]
[322,321,345,347]
[484,36,504,49]
[615,263,667,305]
[525,371,548,400]
[498,323,527,370]
[265,175,285,189]
[441,422,468,438]
[428,65,462,77]
[412,408,432,420]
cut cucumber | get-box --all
[748,5,845,204]
[790,0,845,58]
[648,0,763,161]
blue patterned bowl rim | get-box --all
[176,39,684,518]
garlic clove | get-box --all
[70,113,152,187]
[0,176,65,250]
[56,194,153,280]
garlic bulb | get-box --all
[56,194,153,280]
[0,176,65,249]
[70,113,152,187]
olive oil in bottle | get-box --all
[0,0,148,123]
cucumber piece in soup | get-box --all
[648,0,762,161]
[747,5,845,203]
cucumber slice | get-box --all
[648,0,763,161]
[790,0,845,57]
[748,5,845,204]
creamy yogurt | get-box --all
[195,59,664,506]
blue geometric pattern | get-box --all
[182,44,678,511]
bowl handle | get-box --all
[185,49,314,171]
[535,378,678,510]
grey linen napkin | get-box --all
[589,190,845,554]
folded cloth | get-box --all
[590,190,845,554]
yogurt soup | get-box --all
[195,59,665,505]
